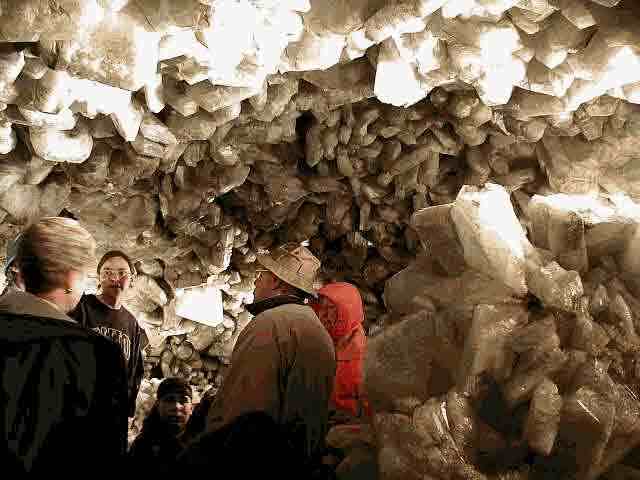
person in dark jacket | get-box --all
[181,387,216,446]
[129,378,193,474]
[177,244,336,478]
[70,250,148,417]
[0,217,129,476]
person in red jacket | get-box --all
[311,282,371,419]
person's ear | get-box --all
[64,270,84,293]
[272,275,284,290]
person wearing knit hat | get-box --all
[129,377,193,475]
[157,377,192,404]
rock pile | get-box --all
[366,183,640,480]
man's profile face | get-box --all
[253,270,278,302]
[99,256,132,294]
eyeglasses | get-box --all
[101,269,132,280]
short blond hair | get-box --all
[16,217,97,294]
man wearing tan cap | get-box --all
[251,242,322,308]
[177,244,336,477]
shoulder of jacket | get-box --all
[73,294,99,315]
[121,305,141,324]
[79,294,98,306]
[260,303,315,315]
[90,331,126,359]
[255,304,324,334]
[253,304,310,324]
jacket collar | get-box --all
[0,290,76,323]
[246,294,306,317]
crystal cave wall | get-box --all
[1,1,640,476]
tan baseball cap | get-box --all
[256,243,321,296]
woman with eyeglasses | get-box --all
[70,250,148,419]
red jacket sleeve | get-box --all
[332,327,368,417]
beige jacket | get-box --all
[207,298,336,461]
[0,289,76,323]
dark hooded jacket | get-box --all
[181,388,216,446]
[128,406,186,475]
[0,290,129,476]
[206,295,337,465]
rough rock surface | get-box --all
[366,184,640,480]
